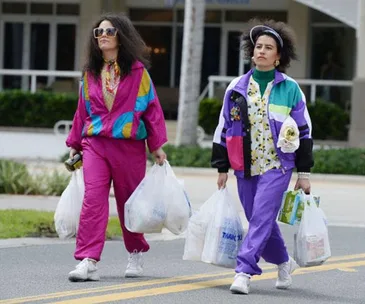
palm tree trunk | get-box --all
[175,0,206,146]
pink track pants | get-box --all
[74,136,150,261]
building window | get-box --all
[30,3,53,15]
[56,24,76,72]
[225,10,287,22]
[135,26,172,86]
[3,22,24,89]
[1,2,27,14]
[177,10,222,23]
[175,26,221,88]
[56,4,80,16]
[129,9,173,22]
[310,9,355,107]
[310,26,355,106]
[30,23,50,87]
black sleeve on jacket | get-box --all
[295,138,314,172]
[211,142,230,173]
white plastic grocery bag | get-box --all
[124,164,167,233]
[163,161,191,235]
[295,195,331,267]
[54,169,84,240]
[182,190,220,261]
[201,188,244,268]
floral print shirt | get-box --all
[247,76,281,176]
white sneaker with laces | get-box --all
[230,273,251,294]
[68,258,100,282]
[125,250,144,278]
[276,256,299,289]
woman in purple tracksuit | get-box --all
[211,19,314,294]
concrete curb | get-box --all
[171,166,365,182]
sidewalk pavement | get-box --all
[0,122,347,161]
[1,125,364,246]
[1,167,364,230]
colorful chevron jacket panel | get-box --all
[66,61,167,153]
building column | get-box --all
[349,0,365,147]
[287,0,309,78]
[101,0,127,13]
[78,0,103,70]
[77,0,128,70]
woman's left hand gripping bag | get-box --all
[124,164,168,234]
[54,169,85,240]
[124,162,191,235]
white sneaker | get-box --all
[230,273,251,294]
[68,258,100,282]
[276,256,299,289]
[125,250,144,278]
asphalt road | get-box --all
[1,225,365,304]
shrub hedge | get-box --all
[0,146,364,195]
[0,159,70,195]
[152,145,365,175]
[0,90,77,128]
[198,97,350,140]
[0,90,351,140]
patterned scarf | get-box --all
[102,58,121,111]
[103,58,120,94]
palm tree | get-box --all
[175,0,206,146]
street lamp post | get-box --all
[349,0,365,147]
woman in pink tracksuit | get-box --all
[66,13,168,282]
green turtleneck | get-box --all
[252,69,275,96]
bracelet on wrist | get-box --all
[298,172,310,179]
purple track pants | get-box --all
[235,168,292,275]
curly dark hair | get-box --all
[83,13,150,77]
[241,18,298,72]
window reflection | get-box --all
[30,23,50,88]
[311,26,355,106]
[135,26,172,87]
[3,22,24,89]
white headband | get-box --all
[249,25,284,48]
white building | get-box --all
[0,0,364,146]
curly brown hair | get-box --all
[83,13,151,78]
[241,18,298,72]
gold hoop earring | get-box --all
[251,56,255,65]
[274,59,280,67]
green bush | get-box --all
[307,101,349,140]
[312,148,365,175]
[0,159,70,195]
[148,144,212,168]
[198,98,222,135]
[0,160,33,194]
[150,145,365,176]
[0,90,77,128]
[198,97,349,140]
[1,147,364,198]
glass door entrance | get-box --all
[0,15,78,91]
[221,25,251,77]
[2,22,24,89]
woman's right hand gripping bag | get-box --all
[201,188,244,268]
[54,169,84,240]
[182,190,219,262]
[295,195,331,267]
